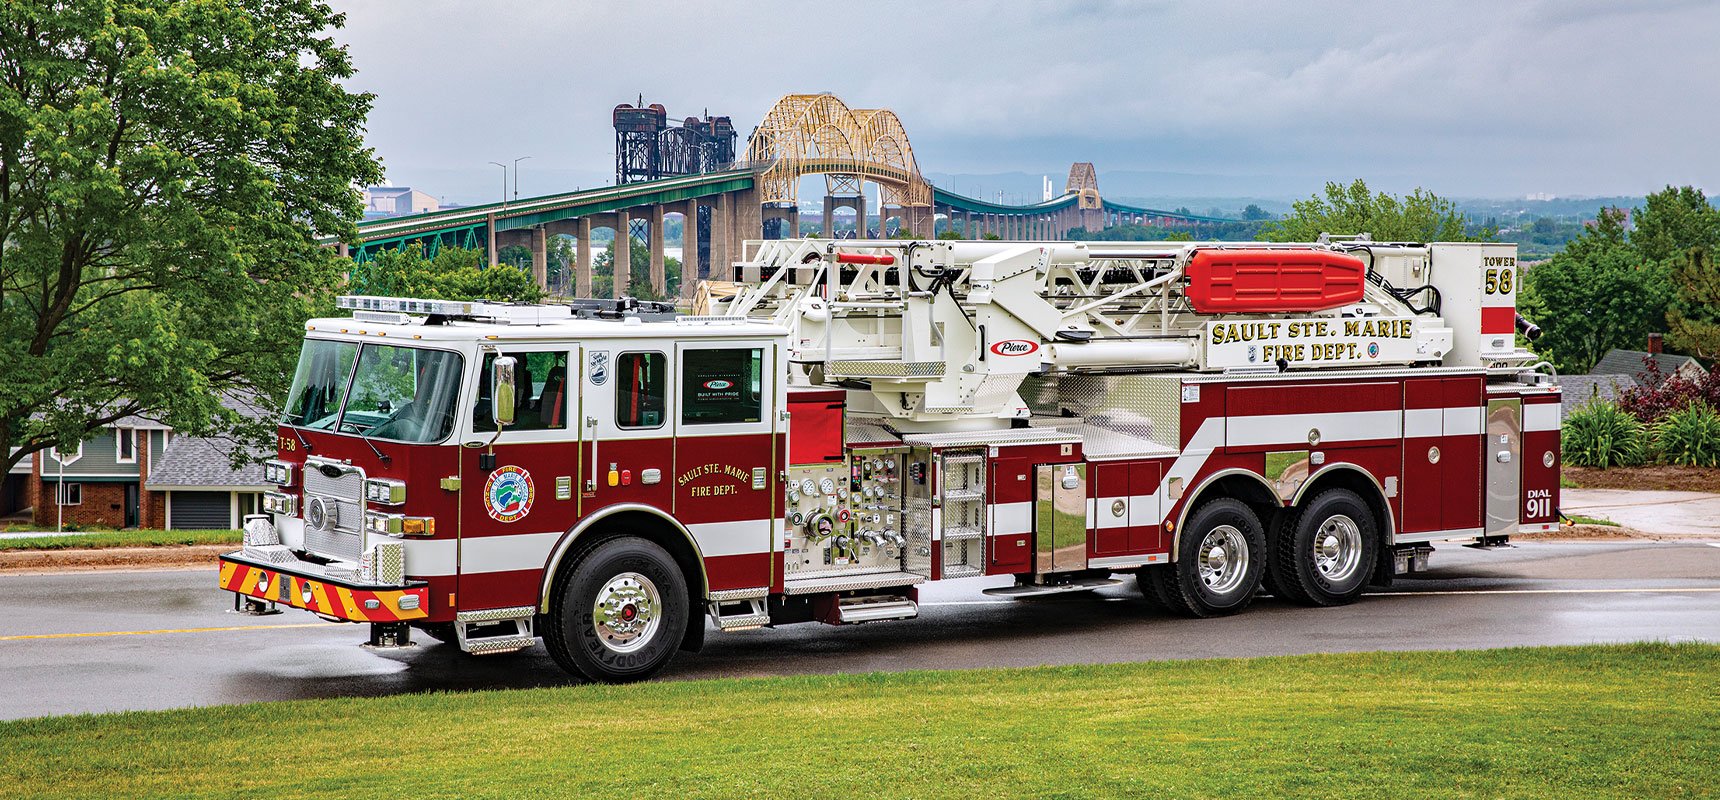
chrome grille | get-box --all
[302,459,364,562]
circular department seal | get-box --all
[1367,342,1381,358]
[484,466,534,523]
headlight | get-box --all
[262,491,297,516]
[366,512,434,536]
[263,459,296,487]
[365,478,406,505]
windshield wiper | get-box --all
[358,434,391,465]
[287,424,313,454]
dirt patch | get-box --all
[0,544,230,574]
[1563,465,1720,493]
[1516,523,1711,542]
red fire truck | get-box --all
[222,237,1560,682]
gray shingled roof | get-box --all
[147,435,268,488]
[1590,349,1707,379]
[1556,374,1633,416]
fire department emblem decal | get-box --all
[484,466,534,523]
[588,351,609,386]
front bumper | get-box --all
[219,551,429,622]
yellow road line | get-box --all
[0,623,327,641]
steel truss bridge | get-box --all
[336,93,1232,298]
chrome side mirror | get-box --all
[491,355,517,427]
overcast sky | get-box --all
[337,0,1720,205]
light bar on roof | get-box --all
[336,295,572,323]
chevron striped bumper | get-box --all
[219,552,429,623]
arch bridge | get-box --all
[332,93,1232,299]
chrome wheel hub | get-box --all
[1313,514,1363,582]
[592,572,662,653]
[1197,524,1249,594]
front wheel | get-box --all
[544,537,689,683]
[1270,488,1378,607]
[1150,498,1266,618]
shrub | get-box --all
[1653,402,1720,467]
[1616,355,1720,423]
[1562,400,1648,469]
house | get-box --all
[1590,334,1709,383]
[21,417,268,531]
[143,435,268,530]
[1555,374,1633,417]
[363,186,440,218]
[25,417,172,529]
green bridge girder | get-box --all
[334,167,1233,262]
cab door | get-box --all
[671,340,781,592]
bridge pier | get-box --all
[576,216,593,298]
[531,225,547,290]
[648,203,666,297]
[681,199,701,300]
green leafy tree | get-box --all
[592,238,680,300]
[0,0,382,475]
[1242,204,1272,221]
[1263,179,1486,242]
[1520,210,1673,373]
[1666,247,1720,359]
[349,244,545,303]
[1630,185,1720,264]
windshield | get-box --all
[281,339,463,444]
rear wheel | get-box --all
[1270,488,1378,607]
[1150,498,1266,617]
[544,537,689,683]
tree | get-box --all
[1263,179,1484,242]
[1242,204,1272,221]
[1519,210,1673,373]
[1665,237,1720,361]
[1630,185,1720,264]
[592,238,680,300]
[349,244,545,303]
[0,1,382,475]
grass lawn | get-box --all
[0,529,237,550]
[1,644,1715,799]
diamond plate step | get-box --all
[463,635,537,655]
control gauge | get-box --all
[837,488,849,500]
[819,477,836,494]
[800,478,817,495]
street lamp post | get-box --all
[512,156,532,202]
[488,161,507,207]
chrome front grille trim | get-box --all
[301,457,365,563]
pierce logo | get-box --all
[989,339,1038,356]
[484,466,534,523]
[703,379,733,390]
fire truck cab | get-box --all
[224,237,1561,682]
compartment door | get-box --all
[1485,398,1522,539]
[1035,463,1087,574]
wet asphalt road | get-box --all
[3,540,1719,720]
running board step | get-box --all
[455,606,536,655]
[710,597,770,632]
[837,595,918,623]
[463,635,536,655]
[982,577,1122,598]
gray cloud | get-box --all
[336,0,1720,203]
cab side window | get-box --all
[616,352,666,429]
[473,350,570,432]
[682,348,763,425]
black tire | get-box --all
[543,537,689,683]
[1150,498,1266,618]
[1270,488,1378,607]
[1135,565,1175,609]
